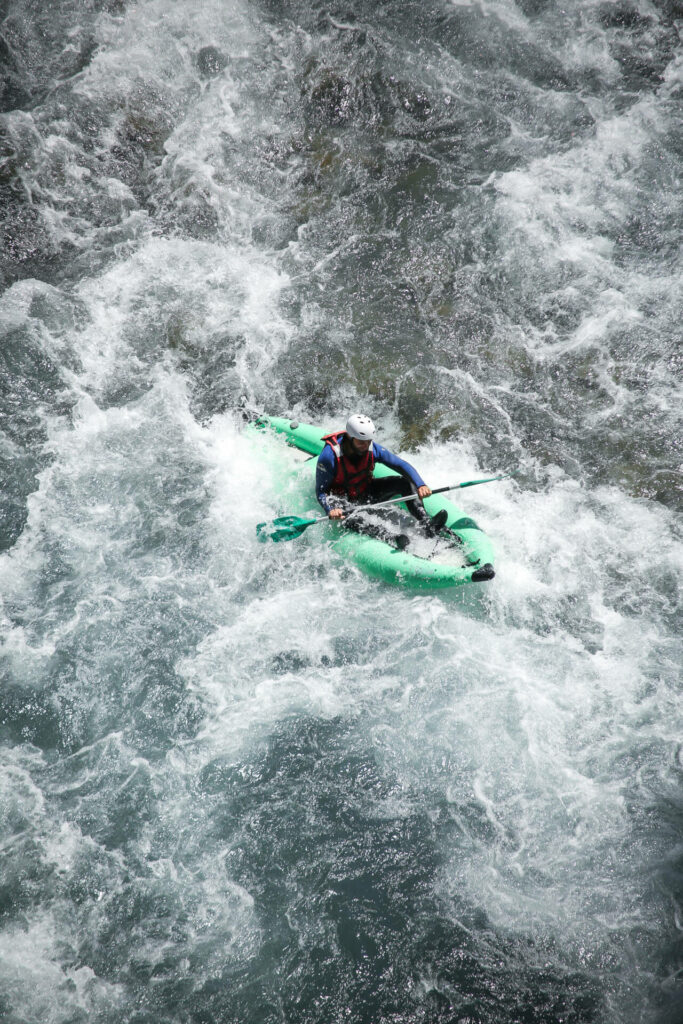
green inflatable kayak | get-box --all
[253,415,496,589]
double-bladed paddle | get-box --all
[256,471,517,543]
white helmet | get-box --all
[345,413,376,441]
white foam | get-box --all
[0,913,123,1023]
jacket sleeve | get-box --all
[315,448,336,512]
[372,442,426,489]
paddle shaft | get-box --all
[309,472,515,525]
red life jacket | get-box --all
[322,431,375,501]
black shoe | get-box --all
[395,534,410,551]
[431,509,448,530]
[424,508,448,537]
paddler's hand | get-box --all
[329,508,345,520]
[417,485,432,499]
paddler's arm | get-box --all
[316,448,344,518]
[372,443,432,499]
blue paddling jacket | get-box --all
[316,433,426,513]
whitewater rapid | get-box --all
[0,1,681,1022]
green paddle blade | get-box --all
[256,515,319,543]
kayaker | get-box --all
[316,414,448,546]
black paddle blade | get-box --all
[256,515,318,543]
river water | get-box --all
[0,1,681,1021]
